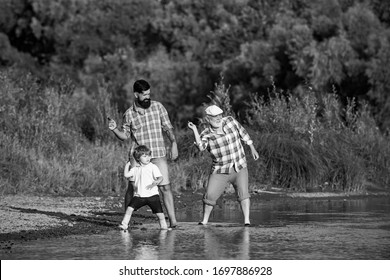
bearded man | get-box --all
[108,79,178,228]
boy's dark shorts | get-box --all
[128,195,163,214]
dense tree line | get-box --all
[1,0,389,132]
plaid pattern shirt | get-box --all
[198,116,253,174]
[122,101,173,158]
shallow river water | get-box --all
[3,196,390,260]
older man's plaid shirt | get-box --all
[199,116,253,174]
[122,101,173,158]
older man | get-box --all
[188,105,259,226]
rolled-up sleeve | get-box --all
[233,118,253,146]
[198,139,208,151]
[159,103,174,132]
[197,132,209,151]
[122,112,132,139]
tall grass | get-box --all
[245,83,390,192]
[0,69,127,196]
[1,69,389,196]
[255,133,321,191]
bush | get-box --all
[255,132,321,191]
[244,82,389,192]
[0,69,128,196]
[313,131,366,192]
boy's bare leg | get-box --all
[159,184,177,227]
[199,204,213,225]
[120,207,134,229]
[240,198,251,225]
[156,213,168,230]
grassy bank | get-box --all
[1,69,389,196]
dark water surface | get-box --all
[3,196,390,260]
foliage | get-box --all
[0,69,75,154]
[1,0,390,131]
[365,29,390,133]
[245,82,388,192]
[1,1,390,195]
[256,133,321,191]
[0,68,127,195]
[131,46,204,125]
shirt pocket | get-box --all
[131,121,143,134]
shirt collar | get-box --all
[133,102,146,115]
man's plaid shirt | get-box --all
[122,101,173,158]
[198,116,253,174]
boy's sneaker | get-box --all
[118,224,128,230]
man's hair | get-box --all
[132,145,151,163]
[133,79,150,93]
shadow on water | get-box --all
[2,196,390,260]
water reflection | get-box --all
[117,224,250,260]
[203,226,250,259]
[120,229,176,259]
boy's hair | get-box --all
[132,145,151,163]
[133,79,150,93]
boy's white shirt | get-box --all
[124,161,162,198]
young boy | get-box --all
[119,145,169,230]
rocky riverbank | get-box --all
[1,189,388,253]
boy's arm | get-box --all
[145,164,163,189]
[123,162,133,178]
[146,176,163,189]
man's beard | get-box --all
[137,98,151,109]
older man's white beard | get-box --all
[209,121,223,131]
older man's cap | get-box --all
[205,105,223,116]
